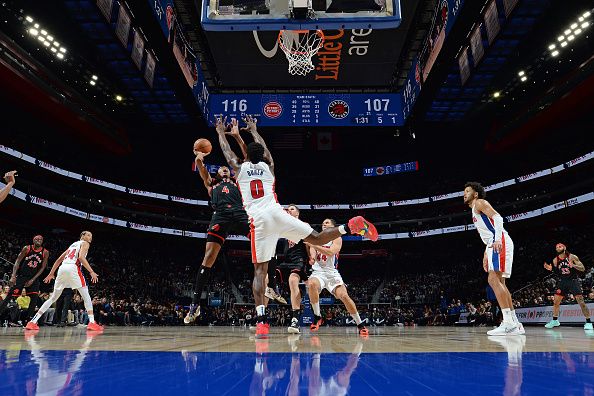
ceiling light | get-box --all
[46,35,53,41]
[59,47,66,53]
[575,28,582,35]
[56,53,64,59]
[584,11,591,18]
[560,41,567,47]
[582,22,590,28]
[492,92,500,98]
[34,23,39,28]
[564,29,571,35]
[50,47,57,53]
[520,76,527,82]
[557,35,564,41]
[53,41,59,47]
[567,34,575,41]
[579,16,584,22]
[40,29,47,35]
[116,95,123,101]
[551,50,559,57]
[28,28,38,36]
[570,23,578,29]
[37,35,45,42]
[90,80,96,86]
[25,16,33,23]
[548,44,556,50]
[91,75,98,81]
[43,41,50,47]
[518,70,525,76]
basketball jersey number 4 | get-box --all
[250,180,264,199]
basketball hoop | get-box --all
[278,30,324,76]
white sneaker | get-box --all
[487,322,521,336]
[287,318,300,334]
[183,305,200,324]
[265,287,287,304]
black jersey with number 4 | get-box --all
[211,178,243,212]
[279,238,309,264]
[18,245,45,279]
[556,254,579,279]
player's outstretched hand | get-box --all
[226,118,240,137]
[241,115,257,133]
[43,274,55,284]
[215,115,227,134]
[543,262,553,271]
[194,151,209,164]
[90,272,99,283]
[4,170,17,184]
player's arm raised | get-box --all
[242,115,274,173]
[25,249,48,287]
[78,241,99,283]
[194,151,212,193]
[227,118,248,160]
[474,199,505,253]
[570,254,585,272]
[0,170,17,204]
[215,115,242,173]
[10,246,28,286]
[44,249,68,283]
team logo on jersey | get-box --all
[263,102,283,119]
[211,224,220,232]
[328,100,349,119]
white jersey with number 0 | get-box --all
[62,240,85,266]
[236,161,279,216]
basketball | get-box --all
[193,138,212,154]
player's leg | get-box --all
[307,276,324,331]
[265,258,286,304]
[253,260,270,335]
[333,285,368,336]
[485,243,520,335]
[545,293,564,328]
[26,287,65,329]
[574,290,592,329]
[76,286,102,330]
[287,272,302,333]
[185,241,222,324]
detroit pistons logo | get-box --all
[263,102,283,119]
[328,100,349,119]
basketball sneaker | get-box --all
[544,319,560,329]
[358,324,369,337]
[87,322,104,331]
[184,305,201,324]
[348,216,379,242]
[487,322,520,336]
[288,317,300,334]
[265,287,287,304]
[256,322,270,338]
[310,315,323,332]
[517,322,525,335]
[584,322,593,331]
[24,321,39,331]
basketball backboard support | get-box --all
[201,0,401,31]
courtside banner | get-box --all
[516,303,594,324]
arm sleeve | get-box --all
[492,214,504,242]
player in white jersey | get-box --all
[307,218,369,336]
[464,182,523,336]
[216,115,378,337]
[25,231,103,332]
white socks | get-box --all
[351,313,362,325]
[256,305,266,316]
[312,302,321,316]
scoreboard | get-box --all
[207,93,404,126]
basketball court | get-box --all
[2,326,594,394]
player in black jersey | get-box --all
[184,118,251,324]
[0,235,48,322]
[271,205,313,334]
[543,243,592,330]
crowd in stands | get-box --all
[1,219,593,328]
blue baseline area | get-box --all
[2,349,594,395]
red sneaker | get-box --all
[358,326,369,337]
[348,216,378,242]
[87,322,104,331]
[310,316,323,332]
[25,321,39,331]
[255,322,269,338]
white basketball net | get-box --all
[278,30,324,76]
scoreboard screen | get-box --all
[208,93,404,126]
[363,161,419,176]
